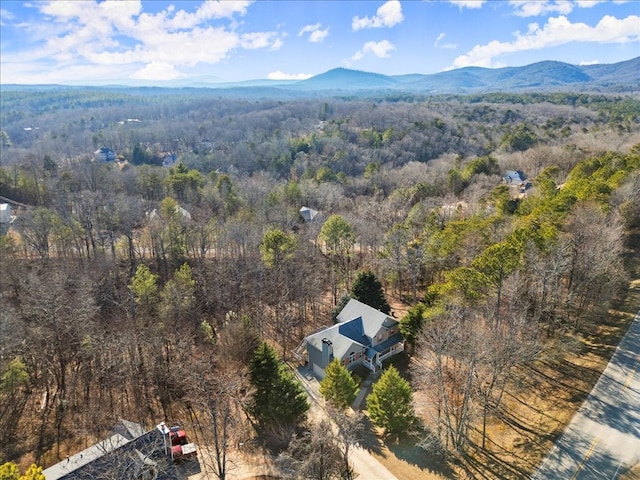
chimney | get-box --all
[322,338,333,365]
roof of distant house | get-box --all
[300,206,319,221]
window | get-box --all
[349,352,355,363]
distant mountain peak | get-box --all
[299,67,399,89]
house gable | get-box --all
[305,298,404,378]
[337,299,399,347]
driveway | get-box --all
[294,366,399,480]
[532,311,640,479]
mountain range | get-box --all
[2,57,638,94]
[291,57,639,93]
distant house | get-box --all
[94,147,117,162]
[305,299,404,379]
[0,203,13,235]
[148,204,191,223]
[503,170,526,185]
[0,203,12,224]
[299,206,319,222]
[42,419,177,480]
[161,153,178,168]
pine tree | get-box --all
[366,366,414,435]
[19,464,45,480]
[249,342,281,422]
[399,303,427,345]
[319,359,359,409]
[0,462,19,480]
[249,342,309,428]
[350,271,390,314]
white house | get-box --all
[0,203,12,224]
[503,170,526,185]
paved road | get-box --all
[294,365,399,480]
[533,311,640,479]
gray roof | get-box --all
[306,322,363,360]
[43,420,179,480]
[43,433,131,480]
[503,170,526,183]
[306,299,398,360]
[300,206,319,222]
[113,418,146,440]
[337,299,396,336]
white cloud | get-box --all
[2,0,288,83]
[450,14,640,68]
[509,1,574,17]
[434,32,457,49]
[299,23,320,35]
[352,0,403,30]
[578,59,600,65]
[449,1,487,9]
[240,31,283,50]
[352,40,395,61]
[309,28,329,43]
[575,1,606,7]
[130,62,185,81]
[267,71,313,80]
[509,1,627,17]
[0,8,16,26]
[298,23,330,42]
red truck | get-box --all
[169,426,197,462]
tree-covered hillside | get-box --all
[0,87,638,478]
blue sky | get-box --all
[0,0,638,85]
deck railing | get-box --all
[377,342,404,363]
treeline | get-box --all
[2,90,637,179]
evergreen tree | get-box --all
[260,229,296,269]
[0,462,19,480]
[18,465,45,480]
[366,366,414,435]
[129,264,159,308]
[350,271,390,314]
[331,293,351,322]
[249,342,309,428]
[319,359,359,410]
[399,303,427,345]
[249,342,280,418]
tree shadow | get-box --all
[173,457,202,479]
[461,444,533,480]
[357,414,385,457]
[384,433,457,479]
[362,415,457,478]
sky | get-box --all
[0,0,638,85]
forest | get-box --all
[0,85,639,479]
